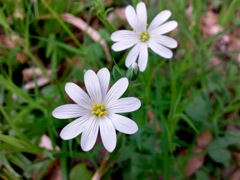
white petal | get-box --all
[125,5,139,30]
[110,30,136,42]
[149,40,173,59]
[97,68,110,97]
[154,35,178,48]
[108,97,141,113]
[60,115,91,140]
[111,39,138,52]
[138,44,148,72]
[100,116,116,152]
[150,21,178,35]
[109,114,138,134]
[136,2,147,31]
[84,70,102,103]
[65,83,92,109]
[148,10,171,31]
[52,104,90,119]
[125,43,141,68]
[104,78,129,107]
[80,116,99,151]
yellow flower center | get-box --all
[91,103,107,118]
[139,32,149,42]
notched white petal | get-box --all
[136,2,147,31]
[125,44,141,68]
[52,104,89,119]
[149,40,173,59]
[111,39,137,52]
[110,30,136,42]
[151,21,178,35]
[138,44,148,72]
[155,35,178,48]
[108,97,141,113]
[84,70,102,103]
[110,114,138,134]
[60,115,90,140]
[148,10,172,31]
[100,117,116,152]
[125,5,139,30]
[65,83,91,109]
[97,68,110,97]
[104,78,129,106]
[81,117,99,151]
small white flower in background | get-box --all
[52,68,141,152]
[111,2,178,72]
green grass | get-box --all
[1,0,240,179]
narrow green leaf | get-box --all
[173,113,198,133]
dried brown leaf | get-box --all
[184,147,205,177]
[197,130,212,149]
[201,9,222,39]
[107,7,126,24]
[230,169,240,180]
[24,77,50,90]
[22,67,51,81]
[39,134,60,151]
[22,67,52,90]
[184,131,212,177]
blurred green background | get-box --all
[0,0,240,179]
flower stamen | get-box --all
[91,103,107,118]
[139,32,149,42]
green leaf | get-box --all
[208,148,231,165]
[220,0,240,26]
[69,163,93,180]
[196,170,209,180]
[112,65,124,80]
[185,93,210,122]
[173,113,198,133]
[0,135,29,149]
[224,130,240,146]
[0,152,21,178]
[0,8,10,30]
[207,137,231,165]
[0,75,33,104]
[0,135,41,154]
[46,33,56,58]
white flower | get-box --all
[52,68,141,152]
[111,2,178,72]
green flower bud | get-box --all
[126,62,139,81]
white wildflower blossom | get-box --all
[111,2,178,72]
[52,68,141,152]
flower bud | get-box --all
[126,62,139,81]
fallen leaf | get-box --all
[184,130,212,177]
[22,67,51,81]
[185,147,205,177]
[201,9,222,39]
[22,67,52,90]
[230,169,240,180]
[23,77,49,90]
[107,7,126,24]
[197,130,212,149]
[39,134,60,151]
